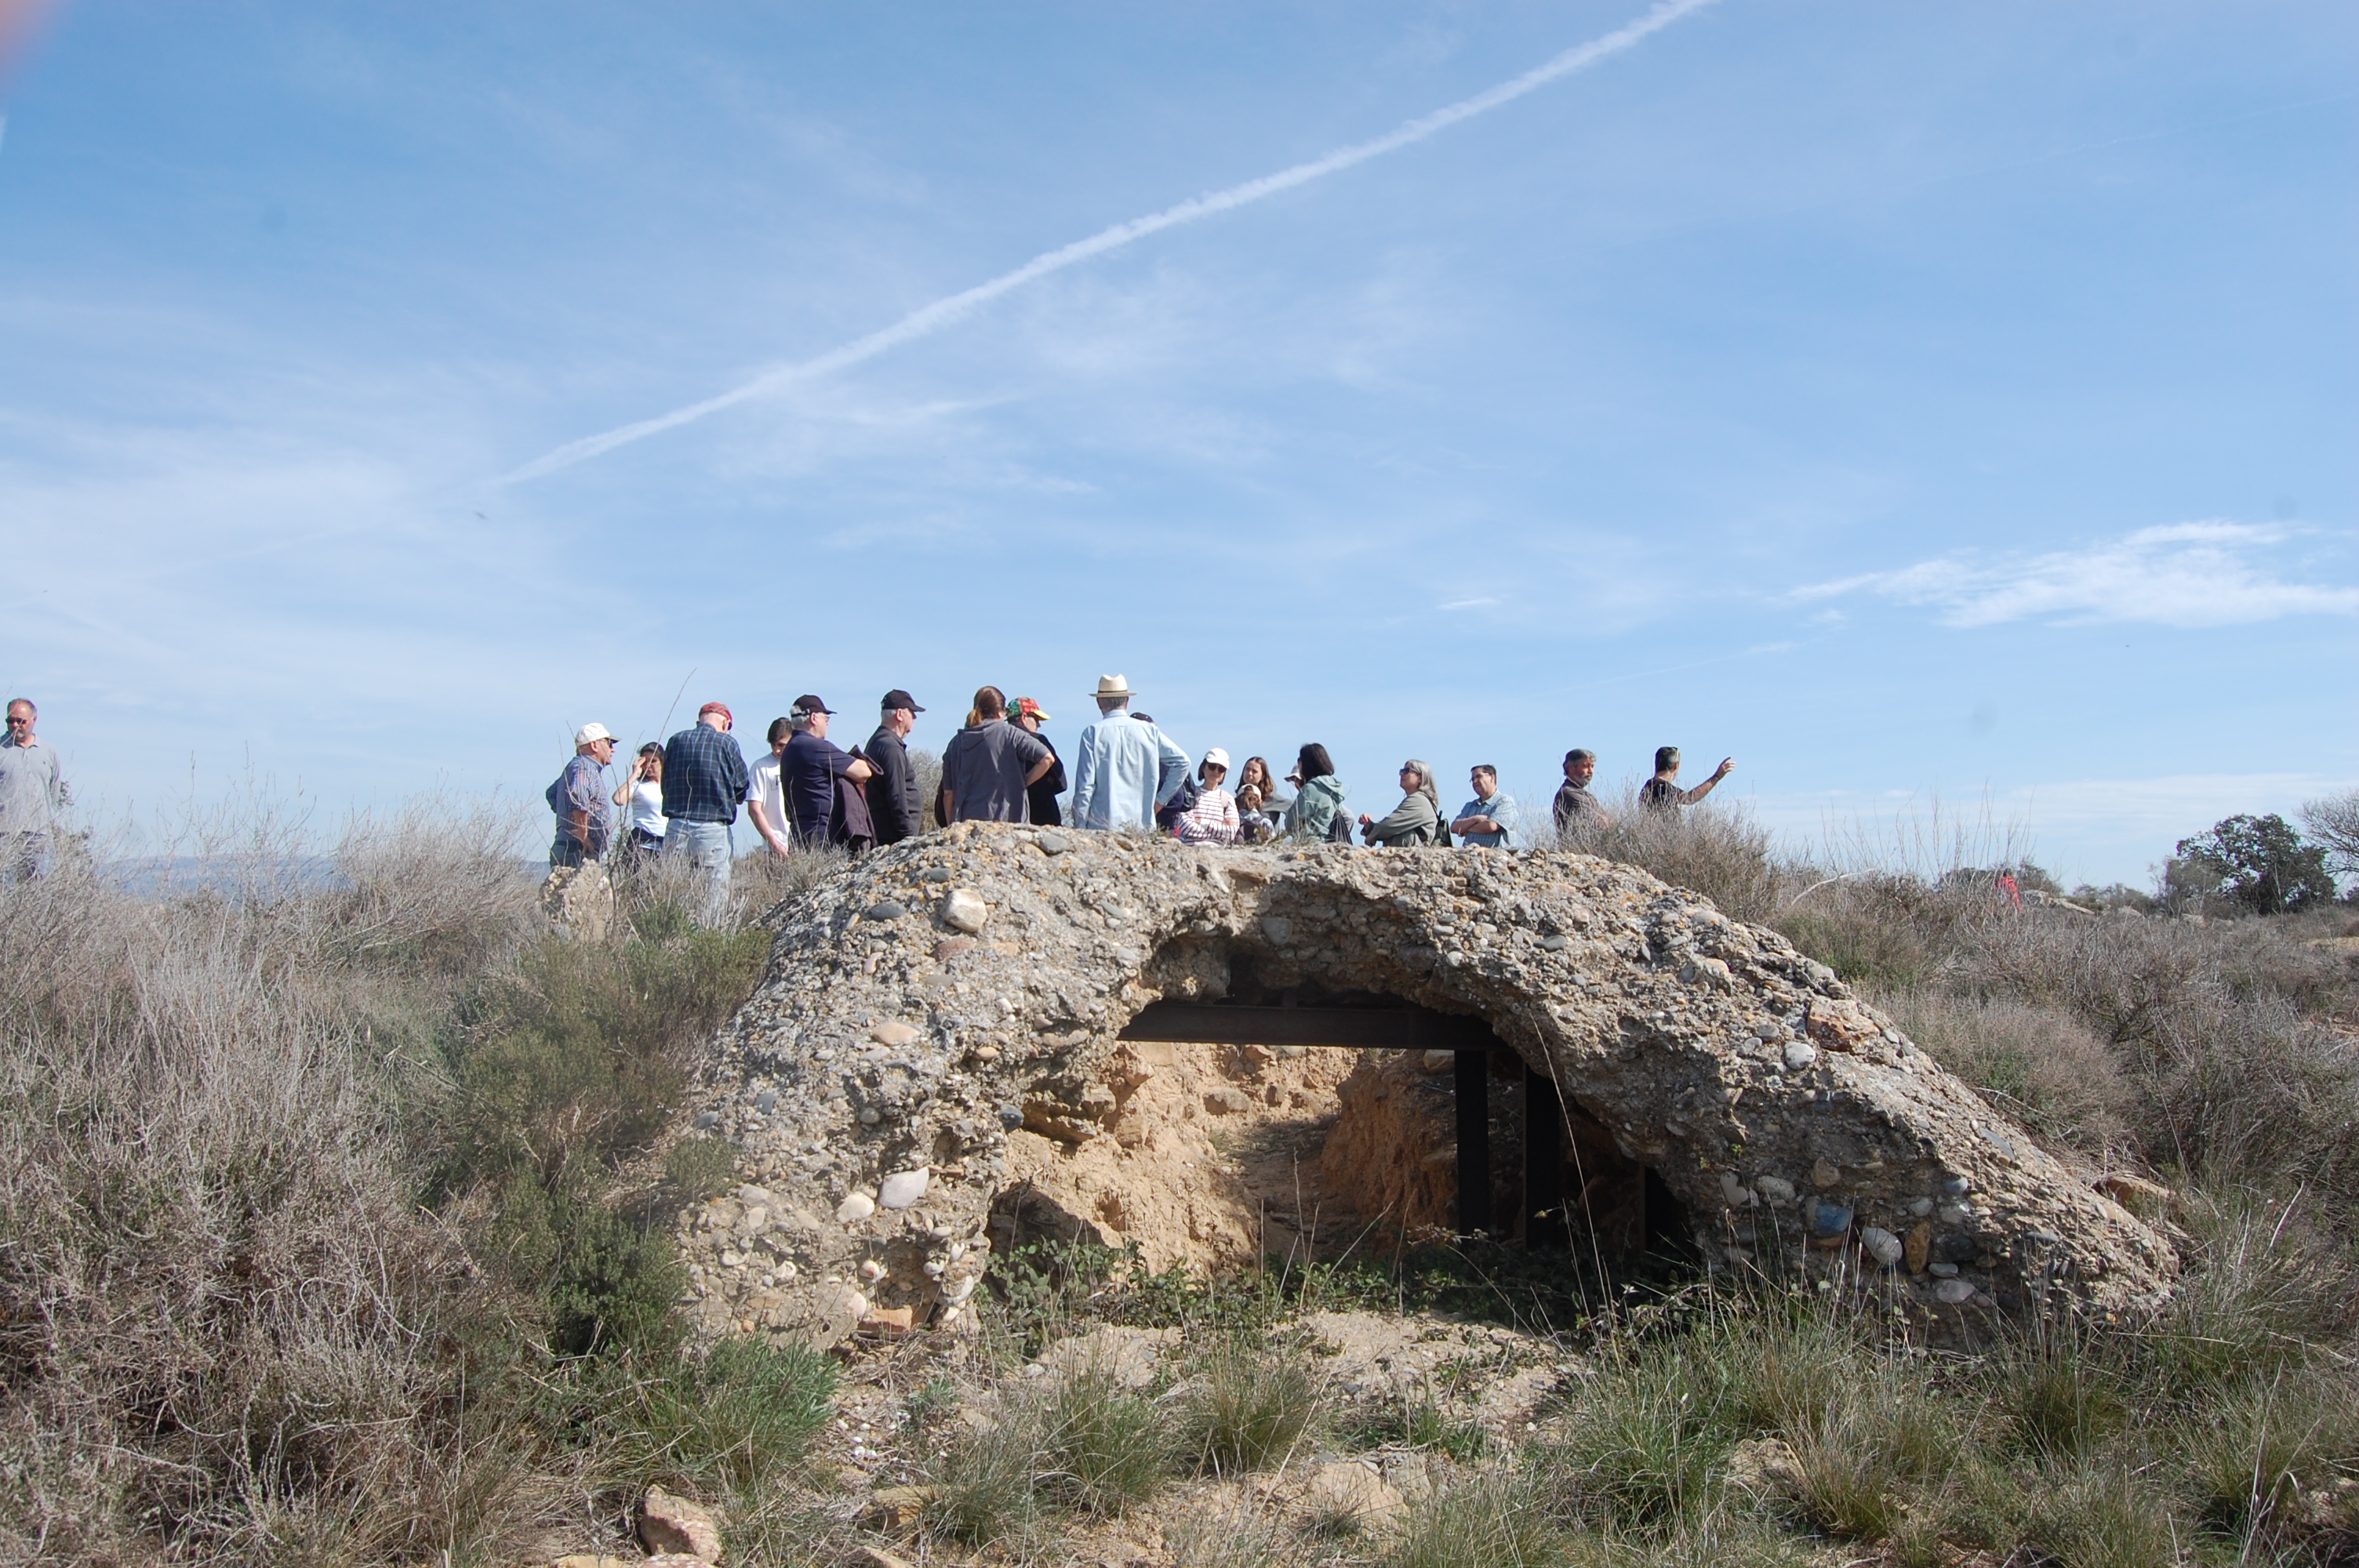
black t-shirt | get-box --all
[1640,778,1682,811]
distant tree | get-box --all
[2300,787,2359,880]
[2011,860,2063,895]
[2168,813,2337,916]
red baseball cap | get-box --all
[697,702,732,723]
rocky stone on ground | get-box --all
[680,825,2178,1351]
[637,1486,722,1563]
[540,861,613,942]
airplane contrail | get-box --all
[507,0,1719,483]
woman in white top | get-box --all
[614,742,667,859]
[1172,749,1243,845]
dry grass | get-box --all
[0,800,831,1564]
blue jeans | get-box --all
[663,818,733,925]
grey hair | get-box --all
[1400,759,1439,808]
[1097,695,1129,714]
[789,710,819,733]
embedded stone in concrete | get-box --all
[941,889,989,933]
[878,1168,930,1209]
[679,823,2178,1348]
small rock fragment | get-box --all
[863,1305,917,1337]
[836,1192,877,1224]
[941,889,989,934]
[1904,1221,1932,1273]
[866,1486,934,1531]
[864,901,909,922]
[934,937,977,961]
[638,1486,722,1563]
[1754,1174,1796,1203]
[1261,916,1293,946]
[1421,1049,1456,1073]
[1036,830,1071,855]
[1811,1157,1841,1189]
[1860,1226,1903,1268]
[878,1169,930,1209]
[871,1021,921,1047]
[2095,1171,2175,1221]
[1783,1042,1819,1072]
[1934,1278,1978,1305]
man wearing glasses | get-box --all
[0,699,67,881]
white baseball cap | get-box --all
[1201,747,1231,769]
[574,722,616,747]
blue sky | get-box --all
[2,0,2352,886]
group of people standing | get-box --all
[547,672,1735,921]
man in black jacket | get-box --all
[864,690,925,845]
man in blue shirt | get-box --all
[1449,764,1525,848]
[783,695,874,848]
[661,702,749,923]
[1068,674,1190,831]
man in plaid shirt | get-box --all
[661,702,749,924]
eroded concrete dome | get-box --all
[679,824,2176,1345]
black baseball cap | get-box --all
[791,694,836,717]
[881,689,926,713]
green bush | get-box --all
[1176,1338,1322,1474]
[663,1132,740,1200]
[1380,1469,1567,1568]
[646,1338,838,1492]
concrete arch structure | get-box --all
[678,824,2175,1347]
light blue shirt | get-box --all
[1069,710,1190,830]
[1452,789,1523,848]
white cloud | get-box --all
[1440,596,1501,611]
[1792,521,2359,628]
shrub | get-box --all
[646,1338,838,1492]
[1556,793,1782,925]
[1176,1338,1322,1474]
[1539,1337,1729,1532]
[1041,1363,1172,1516]
[925,1359,1172,1541]
[1379,1468,1567,1568]
[1880,992,2129,1159]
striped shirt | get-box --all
[1172,786,1241,845]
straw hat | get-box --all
[1089,674,1138,701]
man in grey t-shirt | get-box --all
[0,698,67,880]
[941,686,1054,823]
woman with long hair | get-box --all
[1360,759,1441,847]
[1281,743,1348,840]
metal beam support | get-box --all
[1523,1065,1566,1249]
[1119,1003,1496,1051]
[1455,1048,1492,1236]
